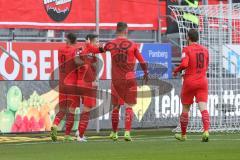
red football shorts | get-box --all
[58,78,80,109]
[59,94,80,109]
[77,80,97,108]
[111,79,137,105]
[181,77,208,105]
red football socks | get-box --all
[78,112,90,138]
[53,110,66,126]
[201,110,210,132]
[111,108,120,132]
[65,112,75,135]
[180,112,189,136]
[125,107,133,131]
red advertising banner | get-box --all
[0,0,160,30]
[0,41,134,80]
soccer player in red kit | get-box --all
[51,33,80,142]
[173,29,210,142]
[75,34,104,142]
[104,22,148,141]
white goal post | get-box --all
[169,3,240,132]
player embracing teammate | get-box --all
[74,26,148,142]
[50,33,103,142]
[51,22,148,142]
[75,34,104,142]
[51,33,80,142]
[173,29,210,142]
[76,22,148,142]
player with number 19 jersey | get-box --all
[173,43,209,105]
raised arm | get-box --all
[84,43,104,54]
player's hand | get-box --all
[143,72,149,84]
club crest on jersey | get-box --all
[43,0,72,22]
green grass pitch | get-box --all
[0,129,240,160]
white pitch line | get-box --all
[2,136,174,146]
[3,135,240,146]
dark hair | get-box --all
[116,22,128,33]
[85,34,98,41]
[66,33,77,44]
[188,29,199,42]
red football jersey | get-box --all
[174,43,209,80]
[58,44,78,85]
[104,37,147,80]
[77,43,102,82]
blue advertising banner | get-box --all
[223,45,240,77]
[138,43,172,79]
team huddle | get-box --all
[50,22,210,142]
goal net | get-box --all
[169,3,240,132]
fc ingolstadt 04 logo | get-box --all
[43,0,72,22]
